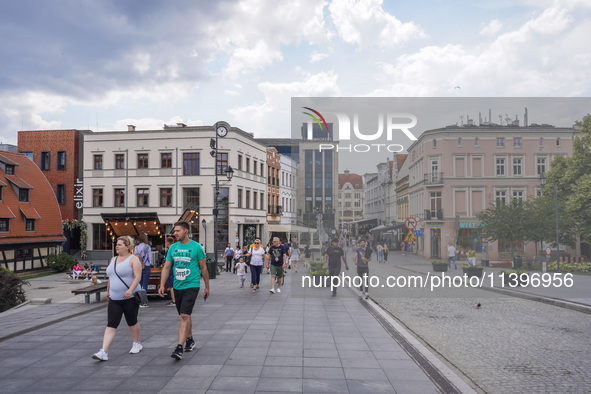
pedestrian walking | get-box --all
[324,238,348,297]
[447,242,457,269]
[133,233,151,307]
[158,221,209,361]
[353,239,372,299]
[400,241,406,255]
[92,236,143,361]
[235,257,247,288]
[383,244,389,262]
[290,243,300,273]
[376,243,383,263]
[233,245,242,274]
[224,243,235,272]
[245,239,265,293]
[267,237,288,294]
[304,245,311,271]
[164,236,176,307]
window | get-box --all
[496,158,505,176]
[475,137,479,147]
[93,189,103,207]
[496,138,504,148]
[260,163,264,177]
[253,191,258,210]
[19,188,29,202]
[137,188,149,207]
[137,153,149,169]
[114,188,125,207]
[238,154,242,170]
[57,151,66,170]
[556,137,561,147]
[495,190,507,205]
[246,190,250,209]
[458,137,462,147]
[217,152,228,175]
[56,184,66,205]
[354,201,361,207]
[537,157,546,175]
[160,188,172,207]
[41,151,50,171]
[22,152,33,160]
[513,190,524,201]
[0,218,8,232]
[115,154,125,169]
[93,154,103,170]
[433,139,437,148]
[183,153,200,175]
[512,158,522,176]
[513,137,522,148]
[183,188,200,210]
[260,193,264,210]
[0,187,2,201]
[246,158,250,173]
[5,165,14,175]
[253,160,257,175]
[25,219,35,232]
[238,189,243,208]
[539,137,544,147]
[161,153,172,168]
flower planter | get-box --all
[462,266,484,278]
[432,263,448,272]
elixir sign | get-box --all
[74,178,83,210]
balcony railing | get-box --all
[268,205,283,215]
[424,172,444,185]
[424,209,443,221]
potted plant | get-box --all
[499,269,529,287]
[462,264,484,278]
[309,261,330,286]
[432,260,448,272]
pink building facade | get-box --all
[405,124,579,263]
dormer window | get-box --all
[5,164,14,175]
[25,219,35,232]
[19,188,29,202]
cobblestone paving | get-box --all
[365,257,591,393]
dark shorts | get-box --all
[107,298,139,328]
[270,265,284,278]
[174,287,200,316]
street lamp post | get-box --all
[211,122,233,269]
[201,218,207,253]
[539,173,560,271]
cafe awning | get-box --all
[101,212,163,237]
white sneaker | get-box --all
[129,342,143,354]
[269,288,275,294]
[277,288,281,293]
[92,349,108,361]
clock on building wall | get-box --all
[216,125,228,138]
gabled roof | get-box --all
[0,153,19,166]
[339,172,363,188]
[0,152,64,244]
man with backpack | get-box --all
[134,233,152,307]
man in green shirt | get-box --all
[159,221,209,360]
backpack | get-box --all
[138,244,149,263]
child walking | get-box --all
[235,257,247,288]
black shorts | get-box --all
[174,287,200,316]
[107,298,139,328]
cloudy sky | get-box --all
[1,0,590,146]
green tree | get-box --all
[545,114,591,246]
[478,199,530,256]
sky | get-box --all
[2,0,591,151]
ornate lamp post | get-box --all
[539,173,560,271]
[211,122,233,268]
[201,218,207,253]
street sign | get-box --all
[414,216,421,223]
[545,246,552,256]
[405,217,417,230]
[404,230,416,242]
[414,230,422,237]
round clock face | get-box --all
[216,125,228,137]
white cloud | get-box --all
[328,0,426,48]
[480,19,503,36]
[229,70,340,136]
[310,52,329,63]
[223,40,284,78]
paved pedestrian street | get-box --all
[0,268,459,393]
[364,251,591,393]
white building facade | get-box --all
[82,122,268,260]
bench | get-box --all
[71,283,108,304]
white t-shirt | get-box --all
[249,246,265,266]
[447,245,456,257]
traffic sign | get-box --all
[545,246,552,256]
[404,230,416,242]
[414,230,422,237]
[405,217,418,230]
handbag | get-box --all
[113,257,148,305]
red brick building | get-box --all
[0,152,65,272]
[18,129,83,221]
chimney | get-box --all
[127,125,136,131]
